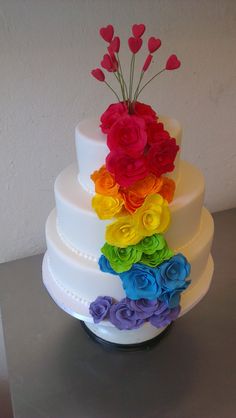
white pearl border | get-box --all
[47,257,91,307]
[56,219,98,263]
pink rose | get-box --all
[147,137,179,176]
[107,115,147,158]
[106,151,148,187]
[133,102,157,125]
[147,122,170,145]
[100,102,128,134]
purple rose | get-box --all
[89,296,113,323]
[149,304,180,328]
[109,298,144,330]
[127,298,161,320]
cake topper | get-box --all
[91,23,181,112]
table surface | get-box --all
[0,208,236,418]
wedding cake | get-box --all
[42,24,214,346]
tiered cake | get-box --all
[42,24,214,345]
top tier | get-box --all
[75,116,182,194]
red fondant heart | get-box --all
[166,54,181,70]
[101,54,118,72]
[132,24,146,38]
[128,37,143,54]
[148,37,161,53]
[107,44,113,56]
[101,54,113,71]
[109,36,120,53]
[99,25,114,43]
[142,54,153,72]
[91,68,105,82]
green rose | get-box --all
[101,242,142,273]
[141,246,173,268]
[138,234,166,255]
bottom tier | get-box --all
[43,253,214,344]
[43,206,214,345]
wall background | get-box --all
[0,0,236,263]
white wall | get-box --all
[0,0,236,263]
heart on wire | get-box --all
[132,24,146,38]
[100,25,114,43]
[148,37,161,53]
[128,37,143,54]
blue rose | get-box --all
[160,285,188,308]
[109,298,144,330]
[98,255,119,275]
[89,296,113,323]
[120,264,161,300]
[158,253,191,291]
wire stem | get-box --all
[133,71,144,103]
[104,81,120,101]
[129,54,135,109]
[114,72,125,101]
[130,55,135,102]
[117,54,128,101]
[136,68,166,99]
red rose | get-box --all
[107,115,147,158]
[133,102,157,125]
[147,122,170,145]
[100,102,128,134]
[106,151,148,188]
[147,137,179,176]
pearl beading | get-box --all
[47,257,91,307]
[56,219,98,263]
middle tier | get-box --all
[55,160,205,259]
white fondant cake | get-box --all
[43,115,214,344]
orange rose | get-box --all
[121,190,145,213]
[129,174,163,198]
[121,174,164,213]
[115,205,129,218]
[159,177,176,203]
[91,165,119,196]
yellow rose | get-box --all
[106,216,142,247]
[134,194,170,236]
[92,194,123,220]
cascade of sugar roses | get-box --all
[89,24,191,330]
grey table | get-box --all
[0,209,236,418]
